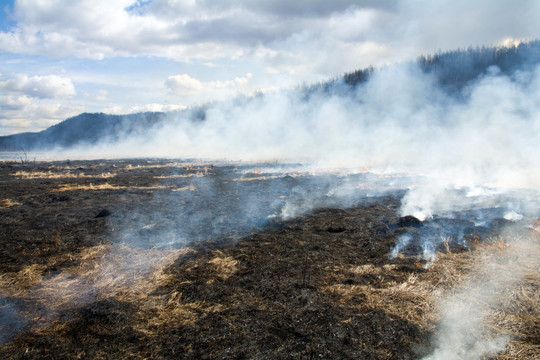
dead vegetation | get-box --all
[11,170,116,179]
[0,199,21,207]
[0,159,538,359]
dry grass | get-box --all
[0,198,22,207]
[54,183,128,191]
[53,183,196,192]
[233,175,283,181]
[0,243,189,330]
[12,170,116,179]
[207,250,239,280]
[171,184,197,192]
[0,161,538,359]
[420,235,540,359]
[0,264,49,293]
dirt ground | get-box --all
[0,159,538,359]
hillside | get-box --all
[0,112,167,151]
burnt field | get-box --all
[0,159,538,359]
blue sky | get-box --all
[0,0,539,135]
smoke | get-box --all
[71,55,540,240]
[5,46,539,358]
[0,296,27,344]
[58,54,540,259]
[57,58,539,189]
[422,234,540,360]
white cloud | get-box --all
[0,98,84,135]
[166,73,253,98]
[0,74,75,99]
[165,74,204,96]
[0,72,79,134]
[0,0,537,89]
[0,94,32,110]
[2,1,536,66]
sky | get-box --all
[0,0,538,135]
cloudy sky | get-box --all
[0,0,538,135]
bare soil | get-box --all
[0,159,538,359]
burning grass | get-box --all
[0,159,538,359]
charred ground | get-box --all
[0,160,538,359]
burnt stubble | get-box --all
[0,159,538,359]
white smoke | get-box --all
[423,235,540,360]
[59,61,540,196]
[38,49,540,360]
[54,58,540,237]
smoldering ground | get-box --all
[50,56,540,244]
[99,57,540,358]
[71,53,540,264]
[1,46,540,358]
[0,159,538,358]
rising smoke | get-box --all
[71,55,540,190]
[422,234,540,360]
[10,45,540,356]
[63,51,540,227]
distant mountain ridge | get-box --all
[0,112,167,151]
[1,40,539,152]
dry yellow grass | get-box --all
[12,170,116,179]
[233,175,283,181]
[320,235,540,360]
[52,183,195,192]
[207,250,239,280]
[0,198,22,207]
[54,183,127,191]
[423,236,540,360]
[0,264,48,293]
[0,243,190,324]
[172,184,197,192]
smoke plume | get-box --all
[58,58,539,194]
[422,234,540,360]
[4,44,539,358]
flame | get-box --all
[464,235,513,250]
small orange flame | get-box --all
[465,235,512,250]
